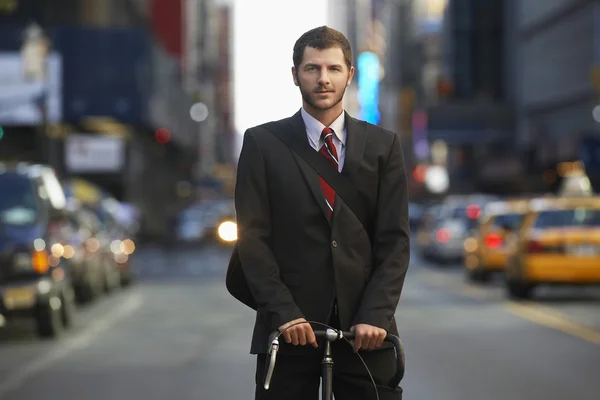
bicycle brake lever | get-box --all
[264,337,279,390]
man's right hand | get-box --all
[278,318,318,347]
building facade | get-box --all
[515,0,600,189]
[0,0,232,241]
[425,0,521,194]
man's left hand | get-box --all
[349,324,387,351]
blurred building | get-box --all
[515,0,600,192]
[427,0,518,195]
[335,0,434,198]
[377,0,426,197]
[0,0,234,242]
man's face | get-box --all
[292,46,354,112]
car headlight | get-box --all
[217,221,238,242]
[13,250,49,274]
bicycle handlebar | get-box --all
[263,328,405,390]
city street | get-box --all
[0,242,599,400]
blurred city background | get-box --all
[0,0,599,399]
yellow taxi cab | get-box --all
[504,196,600,299]
[463,199,529,283]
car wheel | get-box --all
[506,279,533,299]
[104,263,121,293]
[467,268,491,284]
[76,280,97,304]
[120,272,134,287]
[61,288,76,328]
[36,297,63,338]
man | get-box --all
[234,26,410,399]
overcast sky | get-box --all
[232,0,329,140]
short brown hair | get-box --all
[293,26,353,71]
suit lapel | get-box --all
[285,110,331,224]
[341,112,368,178]
[332,113,368,220]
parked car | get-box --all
[0,163,76,337]
[504,196,600,299]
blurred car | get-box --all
[463,199,529,283]
[64,201,127,300]
[416,203,443,258]
[0,163,76,337]
[176,205,207,244]
[176,199,237,246]
[504,196,600,299]
[96,198,135,286]
[63,202,108,302]
[199,199,235,241]
[62,179,135,287]
[408,202,424,231]
[418,195,497,264]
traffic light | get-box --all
[0,126,4,141]
[155,128,171,144]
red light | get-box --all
[466,204,481,219]
[413,165,427,183]
[436,228,451,243]
[155,128,171,144]
[485,233,503,249]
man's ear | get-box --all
[291,66,299,86]
[347,66,355,87]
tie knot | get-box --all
[321,127,335,144]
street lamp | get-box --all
[21,23,50,82]
[20,23,52,166]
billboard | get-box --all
[357,51,381,125]
[65,134,126,173]
[0,51,62,125]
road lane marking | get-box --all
[417,269,496,300]
[0,291,143,399]
[416,268,600,346]
[506,302,600,346]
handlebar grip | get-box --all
[383,333,405,387]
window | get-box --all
[491,213,524,231]
[534,209,600,229]
[0,174,39,225]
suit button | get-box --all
[332,240,338,248]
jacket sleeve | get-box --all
[353,132,411,329]
[235,128,304,329]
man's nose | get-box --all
[318,71,330,85]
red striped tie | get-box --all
[318,127,339,219]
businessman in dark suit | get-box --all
[234,26,410,400]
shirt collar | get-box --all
[301,107,346,147]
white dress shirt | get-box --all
[300,107,347,172]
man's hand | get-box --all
[350,324,387,351]
[278,318,318,347]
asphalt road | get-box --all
[0,241,599,400]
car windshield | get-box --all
[0,173,39,225]
[534,208,600,229]
[492,213,524,230]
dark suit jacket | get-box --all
[235,109,410,354]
